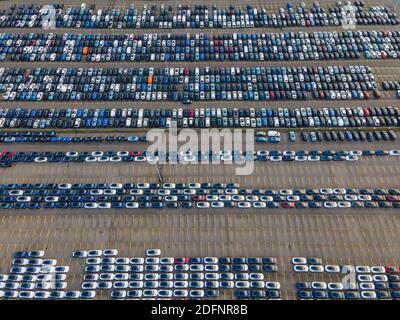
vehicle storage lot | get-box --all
[1,0,400,300]
[0,209,398,299]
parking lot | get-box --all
[0,209,398,299]
[1,0,400,300]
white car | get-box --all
[238,202,251,208]
[34,157,48,163]
[370,266,385,274]
[325,265,341,273]
[235,281,250,288]
[197,202,210,209]
[265,282,281,289]
[146,249,161,257]
[87,250,103,257]
[360,282,375,290]
[211,201,224,208]
[19,291,35,299]
[103,249,118,256]
[311,282,327,290]
[253,202,266,208]
[291,257,307,264]
[80,291,96,299]
[361,291,377,299]
[357,275,373,282]
[355,266,371,273]
[72,250,88,258]
[327,283,344,290]
[98,202,111,209]
[3,291,18,298]
[293,265,309,272]
[86,258,101,265]
[373,275,388,282]
[115,258,130,265]
[82,282,97,290]
[309,265,324,273]
[125,202,139,209]
[338,201,351,208]
[323,202,337,208]
[34,291,51,299]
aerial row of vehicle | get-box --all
[259,129,397,143]
[0,105,396,130]
[5,147,395,167]
[1,30,400,62]
[2,2,398,29]
[0,65,377,103]
[0,134,146,144]
[1,131,396,146]
[0,183,399,210]
[297,287,400,300]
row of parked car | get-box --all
[0,148,382,167]
[1,105,396,130]
[2,148,400,166]
[297,287,400,299]
[1,183,399,210]
[2,2,398,30]
[6,183,399,193]
[0,134,146,144]
[0,65,377,103]
[297,129,397,143]
[1,30,399,62]
[2,105,395,120]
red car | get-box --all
[174,257,189,264]
[281,202,295,209]
[269,91,275,100]
[385,266,398,273]
[386,195,400,202]
[192,195,205,201]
